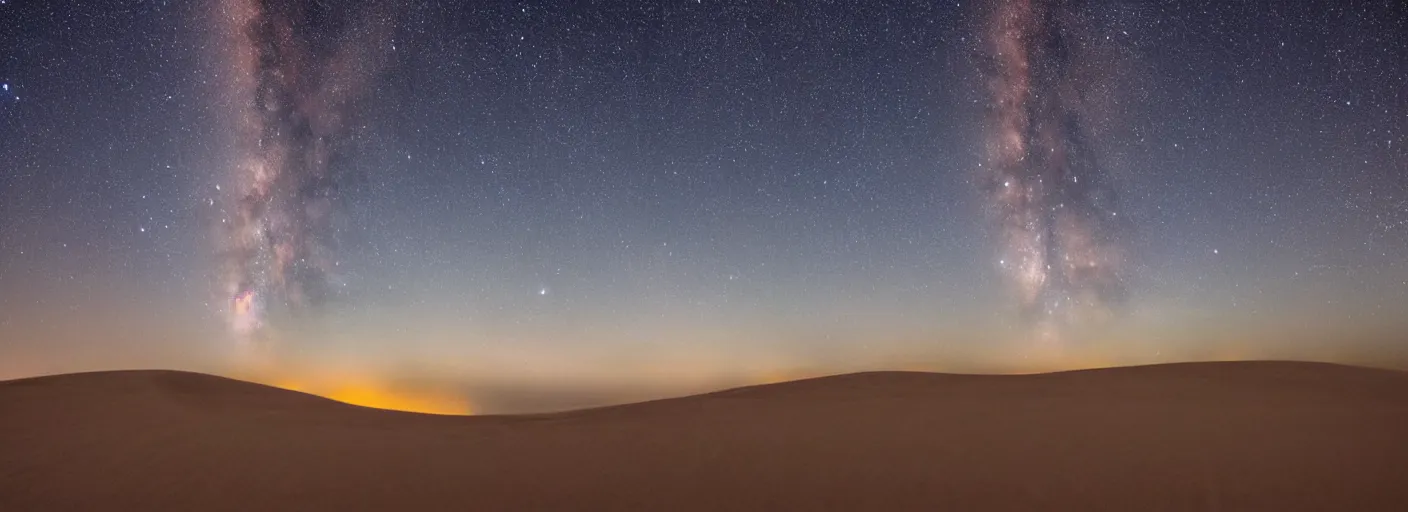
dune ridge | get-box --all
[3,361,1408,510]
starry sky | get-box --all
[1,0,1405,413]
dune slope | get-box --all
[3,361,1408,510]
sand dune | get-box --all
[3,361,1408,510]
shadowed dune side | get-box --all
[2,361,1408,510]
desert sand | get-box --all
[2,361,1407,510]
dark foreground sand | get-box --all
[3,361,1407,510]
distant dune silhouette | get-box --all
[3,361,1407,510]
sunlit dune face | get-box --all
[268,378,473,415]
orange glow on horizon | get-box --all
[267,377,473,415]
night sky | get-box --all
[1,0,1405,413]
